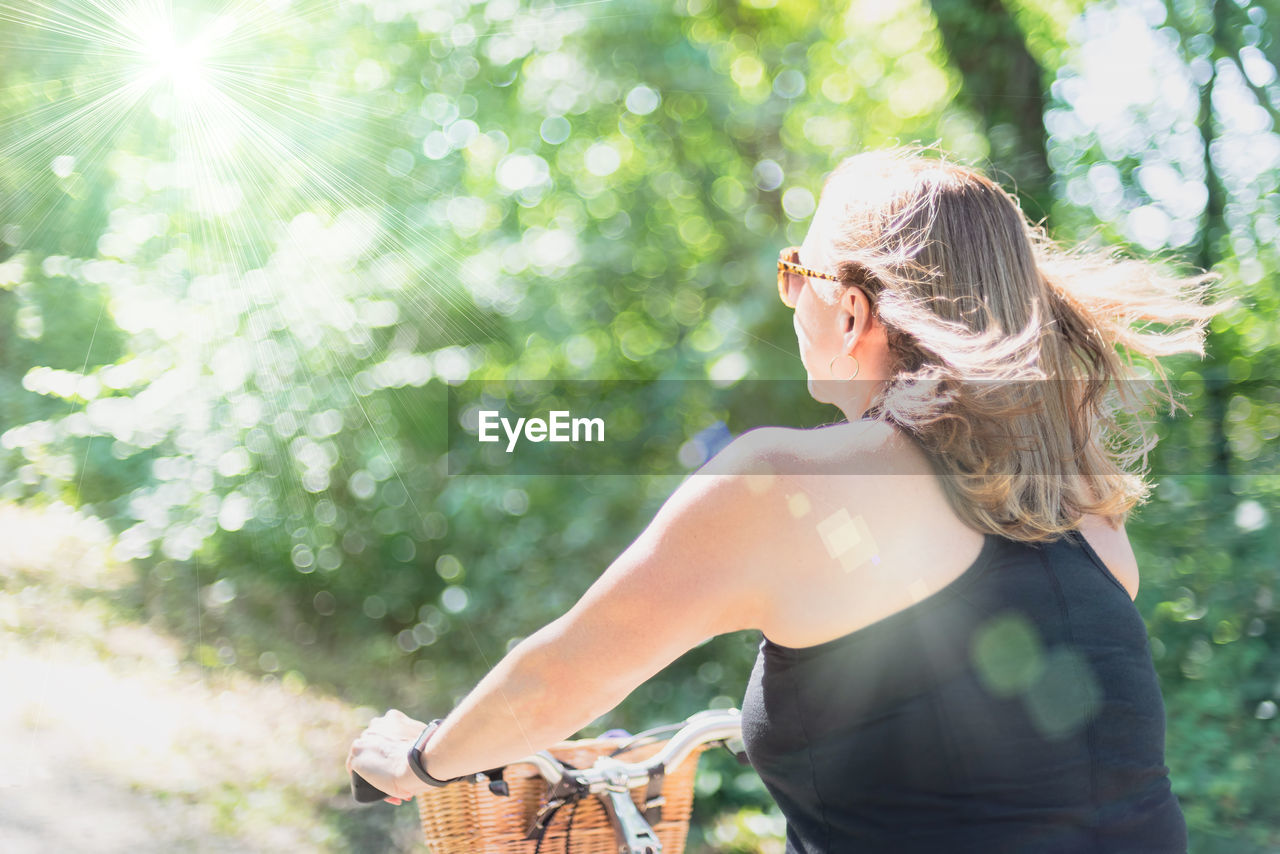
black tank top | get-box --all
[740,529,1186,853]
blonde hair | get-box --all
[819,145,1243,543]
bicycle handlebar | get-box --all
[350,707,743,804]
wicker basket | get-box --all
[415,734,708,854]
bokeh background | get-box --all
[1,0,1278,850]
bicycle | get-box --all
[351,707,747,854]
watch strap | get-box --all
[407,719,459,787]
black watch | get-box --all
[407,719,459,787]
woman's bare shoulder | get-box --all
[697,421,900,478]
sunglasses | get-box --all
[777,246,842,309]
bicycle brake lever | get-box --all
[351,770,392,803]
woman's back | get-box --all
[739,500,1185,853]
[729,141,1230,852]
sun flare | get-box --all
[139,23,211,95]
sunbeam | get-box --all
[135,17,214,96]
[0,0,503,346]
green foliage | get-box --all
[1136,482,1280,851]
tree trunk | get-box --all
[929,0,1053,222]
[1193,0,1233,490]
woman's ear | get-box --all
[839,287,868,345]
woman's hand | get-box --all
[346,708,430,805]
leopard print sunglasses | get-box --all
[777,246,841,308]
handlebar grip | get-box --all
[351,770,392,803]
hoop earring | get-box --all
[828,353,860,381]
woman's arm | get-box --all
[347,428,789,798]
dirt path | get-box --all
[0,502,423,853]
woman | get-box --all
[346,146,1237,851]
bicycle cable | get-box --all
[562,799,580,854]
[530,795,581,854]
[605,722,686,758]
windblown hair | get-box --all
[820,145,1241,543]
